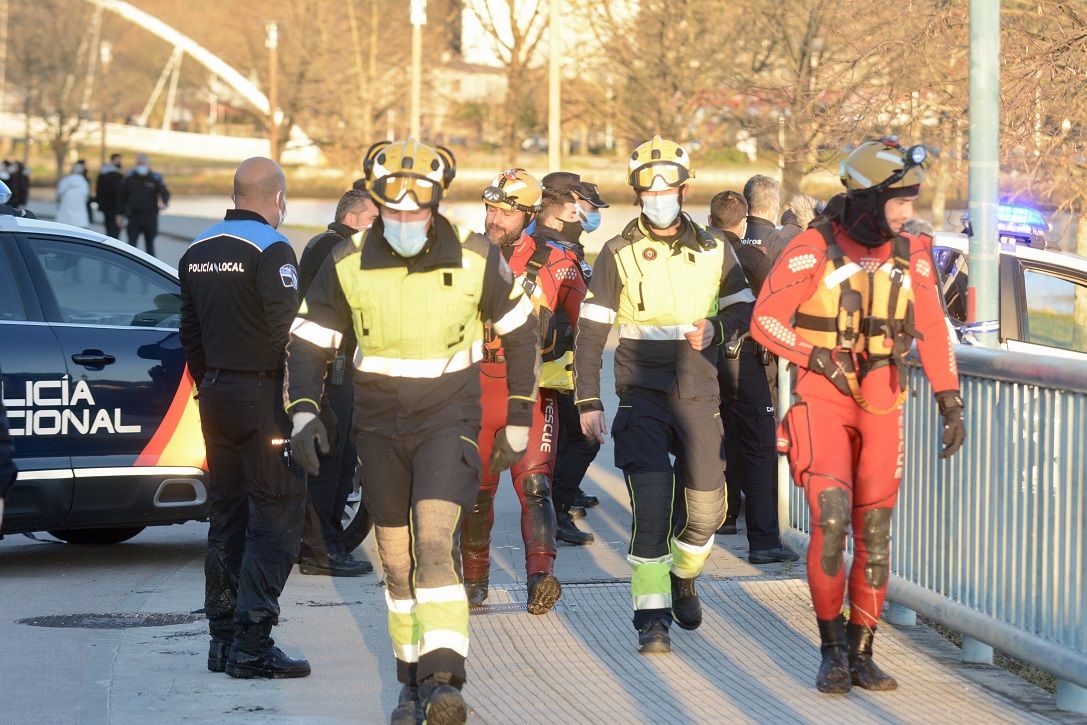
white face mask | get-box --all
[641,192,681,228]
[384,218,430,257]
[276,192,286,229]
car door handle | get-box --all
[71,350,116,366]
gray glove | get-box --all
[290,412,330,477]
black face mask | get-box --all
[559,219,584,245]
[839,192,895,248]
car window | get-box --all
[933,248,969,324]
[0,244,27,321]
[27,237,181,329]
[1022,267,1087,353]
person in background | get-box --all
[120,153,170,257]
[55,161,90,228]
[741,174,781,248]
[96,153,125,239]
[708,190,798,564]
[8,161,30,210]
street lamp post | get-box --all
[266,22,279,162]
[547,0,561,171]
[409,0,426,139]
[98,41,112,167]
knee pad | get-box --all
[627,472,674,559]
[817,487,850,577]
[412,499,464,590]
[676,486,726,546]
[375,525,412,600]
[521,473,552,499]
[861,508,893,588]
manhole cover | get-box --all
[17,612,204,629]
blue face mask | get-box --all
[135,165,150,175]
[576,205,602,233]
[641,192,681,228]
[383,217,430,257]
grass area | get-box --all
[917,615,1058,694]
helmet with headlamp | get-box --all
[482,168,543,214]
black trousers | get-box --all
[552,391,600,508]
[198,371,306,641]
[101,206,121,239]
[300,366,357,559]
[718,348,781,551]
[127,215,158,257]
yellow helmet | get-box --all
[482,168,543,214]
[840,138,926,193]
[628,135,693,191]
[362,138,457,211]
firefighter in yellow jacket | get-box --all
[285,139,539,725]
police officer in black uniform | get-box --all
[179,157,310,679]
[708,191,797,564]
[295,188,377,577]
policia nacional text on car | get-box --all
[284,139,539,725]
[178,157,311,679]
[575,136,755,655]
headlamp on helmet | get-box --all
[482,168,542,214]
[628,135,693,192]
[362,138,457,211]
[840,138,926,195]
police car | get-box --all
[932,204,1087,360]
[0,205,209,544]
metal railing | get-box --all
[777,346,1087,712]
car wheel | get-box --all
[48,527,147,545]
[341,483,372,553]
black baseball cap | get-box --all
[542,171,609,208]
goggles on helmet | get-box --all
[629,161,690,192]
[370,173,442,209]
[482,185,540,214]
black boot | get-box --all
[848,622,898,690]
[389,684,423,725]
[573,487,599,508]
[556,505,593,545]
[637,619,671,654]
[225,623,311,679]
[527,572,562,615]
[207,637,231,673]
[464,578,488,607]
[815,615,851,694]
[670,572,702,631]
[419,673,466,725]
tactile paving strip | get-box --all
[465,578,1059,725]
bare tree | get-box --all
[466,0,548,164]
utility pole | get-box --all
[967,0,1000,348]
[547,0,561,171]
[266,22,279,162]
[98,41,112,166]
[409,0,426,139]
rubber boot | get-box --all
[389,684,423,725]
[526,572,562,615]
[419,672,467,725]
[520,474,558,577]
[670,572,702,631]
[464,577,488,607]
[815,615,851,694]
[848,622,898,691]
[226,622,311,679]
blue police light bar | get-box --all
[997,204,1049,233]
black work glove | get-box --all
[935,390,965,459]
[808,346,853,397]
[290,412,330,477]
[488,425,529,475]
